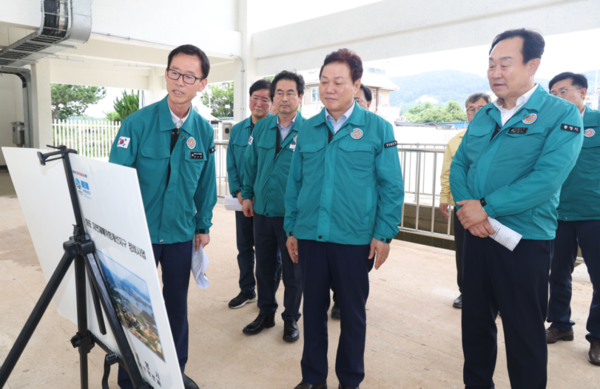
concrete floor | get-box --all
[0,167,598,389]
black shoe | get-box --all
[453,294,462,309]
[283,319,300,343]
[294,381,327,389]
[331,302,341,319]
[243,314,275,335]
[183,373,199,389]
[228,291,257,309]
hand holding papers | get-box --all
[191,240,210,289]
[487,217,522,251]
[224,195,243,211]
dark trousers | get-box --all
[299,240,374,387]
[454,211,465,293]
[548,220,600,343]
[235,211,256,296]
[462,232,551,389]
[254,213,302,321]
[118,240,192,388]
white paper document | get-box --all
[224,195,243,211]
[487,217,522,251]
[191,241,210,289]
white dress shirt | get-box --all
[494,83,538,126]
[326,103,355,133]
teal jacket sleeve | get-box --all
[242,127,259,200]
[284,132,303,236]
[373,123,404,241]
[108,117,139,167]
[194,128,217,234]
[449,130,474,209]
[483,106,583,218]
[226,126,241,196]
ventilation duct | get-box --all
[0,0,92,67]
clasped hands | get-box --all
[456,200,495,238]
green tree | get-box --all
[113,90,140,121]
[104,111,120,122]
[51,84,106,121]
[405,101,467,123]
[200,82,234,117]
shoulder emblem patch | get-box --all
[117,136,130,148]
[585,128,596,138]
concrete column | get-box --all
[233,0,260,123]
[30,59,53,149]
[144,66,167,106]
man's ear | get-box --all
[354,78,361,94]
[528,58,541,76]
[197,78,209,94]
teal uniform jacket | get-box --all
[242,112,306,217]
[227,116,253,196]
[109,97,217,244]
[450,85,583,240]
[558,107,600,221]
[284,103,404,245]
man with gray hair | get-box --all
[439,92,491,309]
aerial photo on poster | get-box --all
[97,250,165,361]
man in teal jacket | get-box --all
[241,71,306,343]
[546,72,600,366]
[226,79,272,309]
[450,30,583,389]
[109,45,216,389]
[285,49,403,389]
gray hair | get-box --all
[465,93,491,109]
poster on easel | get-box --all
[2,147,184,389]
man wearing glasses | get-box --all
[439,92,491,309]
[109,44,216,389]
[547,72,600,366]
[241,71,306,343]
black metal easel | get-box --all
[0,145,151,389]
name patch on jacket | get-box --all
[190,152,204,160]
[385,140,398,148]
[561,124,581,133]
[508,127,528,134]
[209,146,216,154]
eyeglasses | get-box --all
[166,69,202,85]
[550,88,582,97]
[466,107,483,114]
[275,91,298,98]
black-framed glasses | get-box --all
[550,87,582,97]
[467,107,483,114]
[167,69,202,85]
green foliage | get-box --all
[405,101,467,123]
[51,84,106,121]
[113,90,140,121]
[104,111,120,122]
[200,82,234,117]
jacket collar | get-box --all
[486,84,548,129]
[158,96,197,136]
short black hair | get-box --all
[465,93,491,109]
[319,48,363,82]
[549,72,588,91]
[489,28,545,64]
[270,71,305,100]
[167,44,210,80]
[359,84,372,103]
[249,79,271,98]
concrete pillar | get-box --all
[30,59,53,149]
[144,66,167,106]
[233,0,260,123]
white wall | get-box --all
[0,74,24,166]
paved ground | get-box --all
[0,168,598,388]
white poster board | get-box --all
[2,147,184,389]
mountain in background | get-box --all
[389,69,600,113]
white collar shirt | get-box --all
[494,83,538,126]
[326,103,355,134]
[277,113,297,141]
[169,105,191,129]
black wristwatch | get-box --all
[289,231,294,237]
[480,198,487,208]
[379,237,392,243]
[195,229,206,234]
[233,189,241,196]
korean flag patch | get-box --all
[117,137,130,148]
